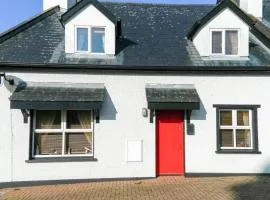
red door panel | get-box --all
[156,110,184,175]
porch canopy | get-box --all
[10,82,105,110]
[146,84,200,110]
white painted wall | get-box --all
[65,4,116,55]
[193,8,249,58]
[43,0,67,11]
[0,80,12,182]
[1,72,270,182]
[239,0,263,20]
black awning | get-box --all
[146,84,200,110]
[10,82,105,110]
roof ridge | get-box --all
[101,1,215,7]
[62,0,117,24]
[0,6,60,44]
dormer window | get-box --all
[211,29,239,56]
[75,26,105,54]
[68,0,79,9]
[92,28,105,53]
[76,27,89,52]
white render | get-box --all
[1,71,270,183]
[64,4,116,55]
[193,8,249,58]
[239,0,263,20]
[43,0,68,11]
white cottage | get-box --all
[1,0,270,186]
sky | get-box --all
[0,0,215,33]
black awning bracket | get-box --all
[21,109,30,123]
[149,110,155,123]
[93,109,100,123]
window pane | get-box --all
[220,111,232,126]
[236,130,251,147]
[36,110,61,129]
[92,28,105,53]
[225,31,238,55]
[212,31,222,54]
[65,132,92,154]
[77,28,88,51]
[68,0,77,8]
[66,110,92,129]
[34,133,62,155]
[220,129,234,147]
[237,111,250,126]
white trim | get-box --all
[210,28,240,57]
[74,25,106,54]
[32,110,94,158]
[75,26,90,53]
[91,27,105,54]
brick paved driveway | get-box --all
[1,176,270,200]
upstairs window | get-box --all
[211,29,239,56]
[77,27,89,52]
[68,0,79,9]
[75,26,105,54]
[92,28,105,53]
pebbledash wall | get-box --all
[1,71,270,183]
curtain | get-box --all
[36,111,57,155]
[242,112,249,126]
[77,28,88,51]
[237,111,249,126]
[212,31,222,54]
[92,28,105,53]
[77,111,92,154]
[225,31,238,55]
[101,31,105,52]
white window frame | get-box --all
[75,26,105,54]
[32,110,94,158]
[75,26,90,53]
[219,109,253,150]
[91,27,106,54]
[210,29,240,56]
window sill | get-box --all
[216,149,261,154]
[26,157,98,163]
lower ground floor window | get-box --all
[213,105,260,154]
[32,110,93,157]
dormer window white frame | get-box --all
[75,25,105,54]
[210,29,240,57]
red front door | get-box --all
[156,110,184,175]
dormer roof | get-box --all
[61,0,117,24]
[187,0,270,49]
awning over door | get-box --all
[146,84,200,110]
[10,82,105,110]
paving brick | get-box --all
[1,176,270,200]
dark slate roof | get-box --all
[61,0,117,24]
[146,84,200,103]
[0,6,64,64]
[10,82,105,102]
[1,1,270,66]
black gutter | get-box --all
[1,62,270,74]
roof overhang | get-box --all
[61,0,117,24]
[146,84,200,110]
[10,82,105,110]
